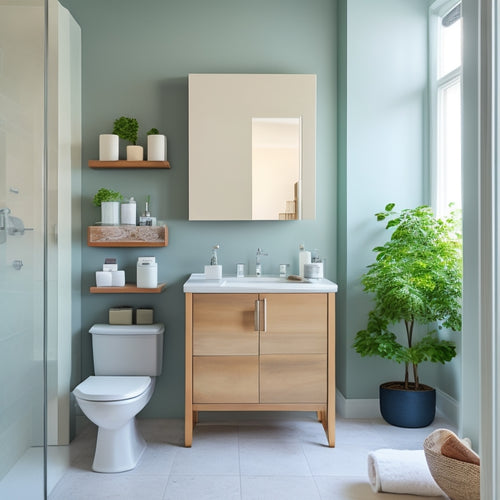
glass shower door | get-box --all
[0,0,48,498]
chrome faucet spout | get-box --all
[255,248,268,276]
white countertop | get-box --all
[183,273,338,294]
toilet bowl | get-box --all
[74,376,155,472]
[73,323,164,473]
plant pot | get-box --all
[99,134,119,161]
[147,134,167,161]
[100,201,120,225]
[126,145,143,161]
[379,381,436,428]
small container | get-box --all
[136,308,154,325]
[121,197,136,225]
[95,271,112,287]
[279,264,289,278]
[109,307,133,325]
[236,263,245,278]
[304,262,323,279]
[111,270,125,286]
[137,257,158,288]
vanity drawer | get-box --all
[193,355,259,403]
[260,354,327,403]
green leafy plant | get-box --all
[353,203,462,390]
[93,188,123,207]
[113,116,139,145]
[147,128,159,135]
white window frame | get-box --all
[429,0,462,217]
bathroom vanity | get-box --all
[183,274,337,447]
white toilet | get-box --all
[73,323,164,473]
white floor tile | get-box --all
[241,476,321,500]
[239,439,311,476]
[164,475,240,500]
[47,414,456,500]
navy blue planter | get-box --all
[379,382,436,428]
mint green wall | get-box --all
[336,0,460,401]
[60,0,338,418]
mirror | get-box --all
[188,74,316,220]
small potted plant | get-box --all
[353,203,462,428]
[93,187,123,225]
[113,116,142,161]
[147,127,167,161]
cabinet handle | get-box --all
[261,298,267,332]
[254,299,260,331]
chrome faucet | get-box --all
[255,248,268,276]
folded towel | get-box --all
[368,449,444,496]
[427,429,480,466]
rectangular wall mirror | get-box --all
[188,74,316,221]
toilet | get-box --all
[73,323,164,473]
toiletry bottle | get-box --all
[210,245,219,265]
[299,244,311,277]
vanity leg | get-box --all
[193,411,199,424]
[185,410,193,447]
[316,411,323,422]
[325,405,335,447]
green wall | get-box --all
[336,0,461,403]
[60,0,338,418]
[61,0,462,421]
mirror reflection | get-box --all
[252,117,301,220]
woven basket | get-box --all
[423,432,480,500]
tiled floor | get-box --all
[49,412,453,500]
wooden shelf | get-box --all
[87,225,168,247]
[89,160,170,169]
[90,282,166,294]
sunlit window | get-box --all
[431,1,462,217]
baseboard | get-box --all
[435,388,459,425]
[336,387,459,425]
[335,389,380,418]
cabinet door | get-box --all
[192,293,259,404]
[259,293,328,404]
[260,294,327,354]
[193,293,258,355]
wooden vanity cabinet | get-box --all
[185,292,335,447]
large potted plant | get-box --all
[113,116,142,161]
[353,203,462,428]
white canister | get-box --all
[121,197,136,225]
[101,201,120,225]
[99,134,119,161]
[111,270,125,286]
[304,262,324,279]
[147,134,167,161]
[137,257,158,288]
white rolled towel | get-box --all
[368,449,444,496]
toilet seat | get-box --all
[74,376,151,402]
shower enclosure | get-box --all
[0,0,81,498]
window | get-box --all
[430,1,462,217]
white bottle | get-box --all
[299,244,311,277]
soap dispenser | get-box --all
[204,244,222,279]
[299,244,311,277]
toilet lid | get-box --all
[73,376,152,402]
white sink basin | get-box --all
[221,276,290,285]
[183,273,338,294]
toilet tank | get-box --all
[89,324,164,376]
